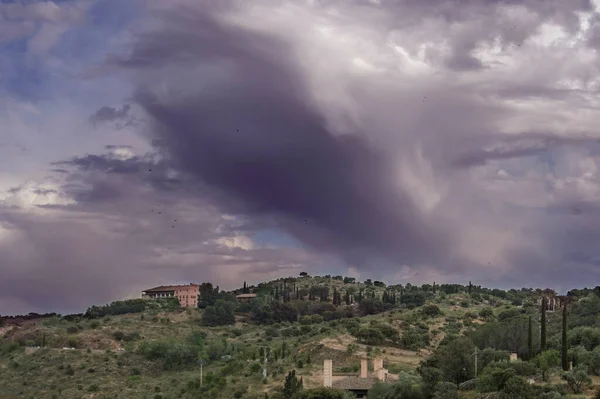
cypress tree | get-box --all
[561,299,569,371]
[433,282,436,294]
[528,315,533,359]
[345,290,351,305]
[541,295,547,352]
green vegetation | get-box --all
[3,276,600,398]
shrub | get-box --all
[501,375,533,399]
[433,382,458,399]
[66,326,79,334]
[137,341,198,370]
[479,308,494,319]
[123,331,141,342]
[354,327,385,346]
[421,305,442,318]
[113,331,125,341]
[65,364,75,376]
[562,366,592,393]
[458,379,476,390]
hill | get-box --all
[2,276,600,399]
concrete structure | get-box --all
[324,359,333,388]
[323,357,394,398]
[360,358,368,378]
[510,353,518,362]
[236,293,257,302]
[142,283,199,308]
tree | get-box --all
[527,315,533,360]
[299,272,308,277]
[559,296,572,371]
[354,327,385,346]
[534,350,560,381]
[433,337,475,386]
[562,365,592,394]
[468,281,472,294]
[589,346,600,375]
[500,376,534,399]
[202,300,236,326]
[198,282,220,309]
[283,370,303,398]
[540,295,547,352]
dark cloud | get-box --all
[109,5,456,268]
[451,134,600,168]
[89,104,139,129]
[53,153,146,174]
[105,144,133,150]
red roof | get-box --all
[143,284,199,292]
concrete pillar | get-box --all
[323,359,332,387]
[569,361,573,371]
[376,368,385,381]
[373,358,383,371]
[360,358,368,378]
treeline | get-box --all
[84,298,180,319]
[0,312,59,326]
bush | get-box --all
[113,331,125,341]
[562,366,592,393]
[354,327,385,346]
[458,379,477,390]
[479,308,494,319]
[137,341,198,370]
[500,375,533,399]
[433,382,458,399]
[421,305,442,318]
[66,326,79,334]
[202,300,236,326]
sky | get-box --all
[2,0,600,315]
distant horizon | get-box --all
[1,275,591,317]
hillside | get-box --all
[2,277,600,399]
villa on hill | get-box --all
[141,283,199,308]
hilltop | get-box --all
[2,276,600,399]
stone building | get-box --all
[323,357,396,398]
[142,283,199,308]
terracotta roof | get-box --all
[236,293,257,298]
[143,284,199,292]
[332,377,379,390]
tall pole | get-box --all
[199,359,204,387]
[474,347,478,378]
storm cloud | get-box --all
[3,0,600,314]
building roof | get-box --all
[236,293,257,298]
[332,377,380,391]
[143,284,199,292]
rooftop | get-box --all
[143,284,199,292]
[236,293,257,298]
[332,377,380,391]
